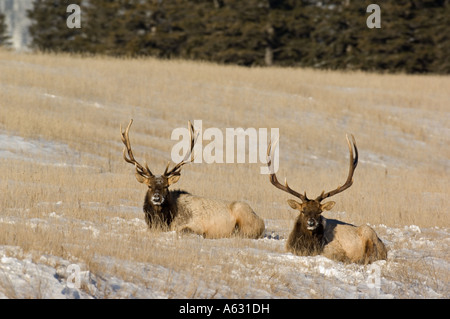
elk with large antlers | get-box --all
[120,119,265,239]
[267,135,387,264]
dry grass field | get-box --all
[0,49,448,299]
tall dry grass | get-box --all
[0,50,449,298]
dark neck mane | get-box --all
[287,216,325,256]
[143,190,189,229]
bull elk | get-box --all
[120,119,265,239]
[267,134,387,264]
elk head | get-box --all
[267,134,358,233]
[120,119,197,208]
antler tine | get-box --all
[120,119,154,177]
[267,138,308,202]
[164,120,198,177]
[315,134,358,202]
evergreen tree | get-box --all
[205,0,270,66]
[82,0,191,58]
[409,0,450,74]
[358,0,448,73]
[139,0,195,59]
[0,11,11,47]
[28,0,86,53]
[306,1,359,70]
[82,0,126,55]
[429,0,450,73]
[360,1,416,72]
[268,0,316,67]
[24,0,449,73]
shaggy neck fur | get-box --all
[143,190,189,230]
[287,215,325,256]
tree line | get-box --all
[6,0,450,73]
[0,11,10,46]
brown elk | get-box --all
[120,119,265,239]
[267,135,387,264]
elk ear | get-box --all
[287,199,303,211]
[321,201,335,211]
[135,173,149,185]
[168,174,181,186]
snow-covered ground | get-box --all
[0,130,84,167]
[0,221,448,299]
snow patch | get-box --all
[0,131,85,167]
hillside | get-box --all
[0,50,448,299]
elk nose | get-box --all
[307,219,316,227]
[151,193,164,205]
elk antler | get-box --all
[121,119,199,179]
[120,119,154,178]
[315,134,358,202]
[267,138,309,202]
[163,120,198,178]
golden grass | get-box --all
[0,50,449,298]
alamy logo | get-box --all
[66,264,81,289]
[366,263,382,293]
[66,264,97,294]
[366,4,381,29]
[171,120,279,174]
[66,4,81,29]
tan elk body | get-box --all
[322,220,387,264]
[268,135,387,264]
[120,119,265,239]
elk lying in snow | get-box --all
[120,119,265,239]
[267,135,387,264]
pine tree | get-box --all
[268,0,316,67]
[27,0,86,53]
[82,0,192,58]
[306,1,359,70]
[0,11,10,47]
[206,0,268,66]
[82,0,125,55]
[23,0,448,73]
[409,0,450,73]
[355,0,449,73]
[430,0,450,73]
[0,11,11,47]
[142,0,196,59]
[170,0,271,66]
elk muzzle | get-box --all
[150,192,165,206]
[306,218,319,230]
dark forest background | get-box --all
[0,12,10,47]
[2,0,449,73]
